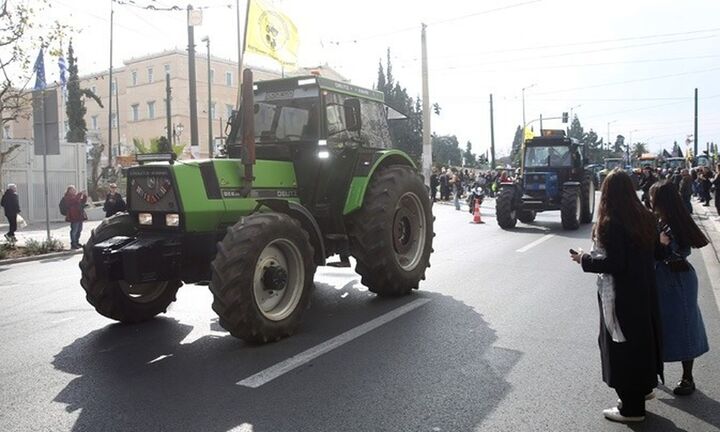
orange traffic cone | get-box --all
[473,199,484,224]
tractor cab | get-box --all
[521,134,584,207]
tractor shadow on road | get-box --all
[51,283,522,432]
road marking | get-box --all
[51,317,76,324]
[700,237,720,315]
[236,298,432,388]
[516,234,555,253]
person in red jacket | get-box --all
[62,185,87,249]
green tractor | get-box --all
[80,71,434,343]
[495,131,595,230]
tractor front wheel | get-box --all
[79,213,182,323]
[349,165,434,296]
[517,209,536,224]
[210,213,316,343]
[496,187,518,229]
[561,187,581,230]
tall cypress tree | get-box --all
[65,40,102,142]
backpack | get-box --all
[59,196,68,216]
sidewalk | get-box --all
[1,205,106,249]
[692,197,720,264]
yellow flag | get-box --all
[524,126,534,140]
[245,0,299,68]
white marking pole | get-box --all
[237,298,431,388]
[516,234,555,253]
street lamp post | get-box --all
[201,36,213,158]
[521,83,536,135]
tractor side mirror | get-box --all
[344,98,362,132]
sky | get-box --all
[26,0,720,158]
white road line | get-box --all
[236,298,432,388]
[516,234,555,253]
[51,317,76,324]
[700,243,720,315]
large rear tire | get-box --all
[496,187,517,229]
[210,213,316,343]
[561,187,581,230]
[580,173,595,224]
[349,165,434,296]
[79,213,182,323]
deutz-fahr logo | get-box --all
[132,176,172,204]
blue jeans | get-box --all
[70,222,83,247]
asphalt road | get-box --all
[1,195,720,432]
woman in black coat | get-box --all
[570,169,663,423]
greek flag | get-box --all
[58,54,67,88]
[33,48,46,90]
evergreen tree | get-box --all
[613,135,625,154]
[463,141,475,167]
[510,125,523,166]
[568,115,584,140]
[65,40,102,142]
[432,134,462,166]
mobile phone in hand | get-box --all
[569,249,578,255]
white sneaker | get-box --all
[603,407,645,423]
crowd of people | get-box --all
[571,168,711,423]
[638,164,719,217]
[429,166,514,210]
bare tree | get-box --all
[0,0,71,186]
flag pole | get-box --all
[236,0,251,105]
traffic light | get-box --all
[562,112,569,123]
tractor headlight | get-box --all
[165,213,180,227]
[138,213,153,225]
[318,150,330,159]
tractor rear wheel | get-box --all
[349,165,434,296]
[496,187,517,229]
[79,213,182,323]
[561,187,581,230]
[517,209,536,224]
[210,213,316,343]
[580,173,595,224]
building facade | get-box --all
[9,50,346,161]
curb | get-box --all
[0,249,83,265]
[692,201,720,264]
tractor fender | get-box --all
[343,150,416,215]
[255,199,326,266]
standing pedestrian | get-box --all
[103,183,126,218]
[639,166,658,208]
[439,168,449,201]
[570,169,662,423]
[451,170,461,211]
[713,164,720,217]
[650,180,709,396]
[679,169,693,214]
[1,183,20,242]
[430,168,439,203]
[698,167,712,207]
[62,185,87,249]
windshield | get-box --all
[253,99,319,143]
[605,160,623,170]
[667,159,685,169]
[525,145,573,167]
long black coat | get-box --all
[1,189,20,216]
[581,222,663,390]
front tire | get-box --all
[349,165,434,296]
[210,213,316,343]
[561,187,581,230]
[79,213,182,323]
[496,187,517,229]
[517,209,536,224]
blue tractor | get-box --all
[495,131,595,230]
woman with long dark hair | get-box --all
[570,169,663,423]
[650,180,709,395]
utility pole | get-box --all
[165,73,172,145]
[114,81,120,156]
[489,93,495,168]
[539,114,543,133]
[187,4,200,157]
[420,23,431,187]
[202,36,213,158]
[107,1,114,167]
[694,88,698,158]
